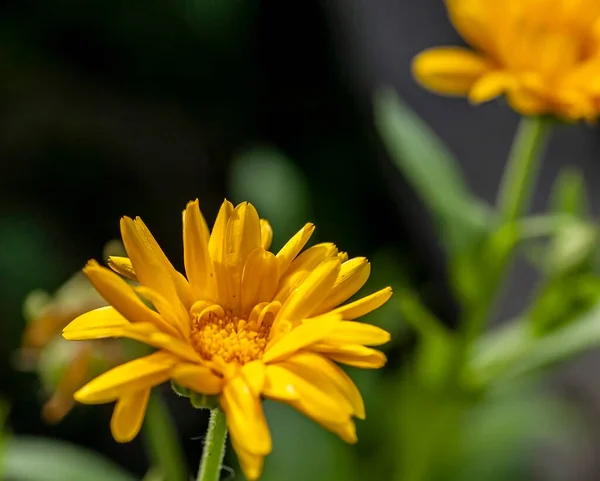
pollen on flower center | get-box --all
[190,309,273,364]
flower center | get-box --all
[190,309,274,364]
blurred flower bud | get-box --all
[18,241,128,424]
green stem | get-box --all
[197,408,228,481]
[144,392,187,481]
[461,117,552,358]
[496,116,551,223]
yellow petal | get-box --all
[241,360,266,396]
[208,200,235,306]
[170,364,223,394]
[183,200,216,300]
[110,389,150,442]
[263,364,356,443]
[445,0,498,54]
[281,351,364,418]
[231,438,264,481]
[274,243,338,303]
[63,306,129,337]
[260,219,273,251]
[263,314,340,363]
[221,376,271,455]
[314,257,371,314]
[331,287,392,320]
[506,87,548,116]
[276,223,315,275]
[320,321,391,346]
[241,248,279,316]
[135,285,190,337]
[312,343,387,369]
[107,256,138,281]
[412,47,490,96]
[82,264,179,337]
[263,365,300,401]
[275,258,341,323]
[276,355,354,417]
[223,202,262,312]
[120,217,185,313]
[74,351,176,403]
[468,70,513,104]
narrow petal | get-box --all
[110,389,150,443]
[314,257,371,314]
[107,256,138,281]
[224,202,261,312]
[135,286,190,337]
[320,321,391,346]
[183,200,216,301]
[208,200,235,306]
[81,265,179,337]
[241,248,279,316]
[263,314,340,364]
[170,364,223,394]
[412,47,490,95]
[63,306,129,337]
[468,70,513,104]
[231,438,264,481]
[274,243,338,303]
[120,217,184,312]
[263,364,357,443]
[331,287,392,320]
[312,343,387,369]
[260,219,273,251]
[221,376,271,455]
[276,223,315,275]
[281,351,365,419]
[275,258,341,323]
[74,351,177,403]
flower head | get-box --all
[412,0,600,120]
[63,199,392,480]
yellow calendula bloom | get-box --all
[412,0,600,120]
[63,199,392,480]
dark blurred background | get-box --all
[3,1,600,480]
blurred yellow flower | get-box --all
[412,0,600,120]
[63,199,392,480]
[21,271,123,424]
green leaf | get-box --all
[471,300,600,385]
[398,291,457,388]
[549,166,590,218]
[373,88,490,254]
[4,437,136,481]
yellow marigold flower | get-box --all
[62,199,392,480]
[412,0,600,120]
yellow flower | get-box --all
[63,199,392,480]
[412,0,600,120]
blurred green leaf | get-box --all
[546,220,598,276]
[229,146,311,250]
[398,291,457,388]
[472,300,600,384]
[549,166,589,218]
[4,437,136,481]
[373,88,490,254]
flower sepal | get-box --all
[171,381,219,410]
